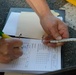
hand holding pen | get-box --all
[0,31,23,64]
[42,32,76,48]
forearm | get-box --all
[26,0,53,18]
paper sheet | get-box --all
[3,12,20,35]
[16,12,45,39]
[0,38,61,72]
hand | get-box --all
[0,38,23,64]
[40,14,69,47]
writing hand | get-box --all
[0,38,23,63]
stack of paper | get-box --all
[3,11,63,39]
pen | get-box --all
[50,38,76,43]
[0,31,11,38]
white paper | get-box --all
[3,12,20,35]
[0,38,61,72]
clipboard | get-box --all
[2,8,76,74]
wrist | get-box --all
[39,11,54,19]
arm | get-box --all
[26,0,53,18]
[26,0,69,47]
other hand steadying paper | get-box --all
[26,0,69,47]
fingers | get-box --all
[0,39,9,55]
[0,48,23,64]
[0,54,12,64]
[59,23,69,39]
[42,34,64,47]
[6,38,23,60]
[40,14,69,48]
[6,38,23,48]
[48,18,69,40]
[47,20,69,47]
[49,24,62,40]
[13,48,23,59]
[0,38,23,64]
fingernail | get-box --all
[56,36,62,40]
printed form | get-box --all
[0,38,61,72]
